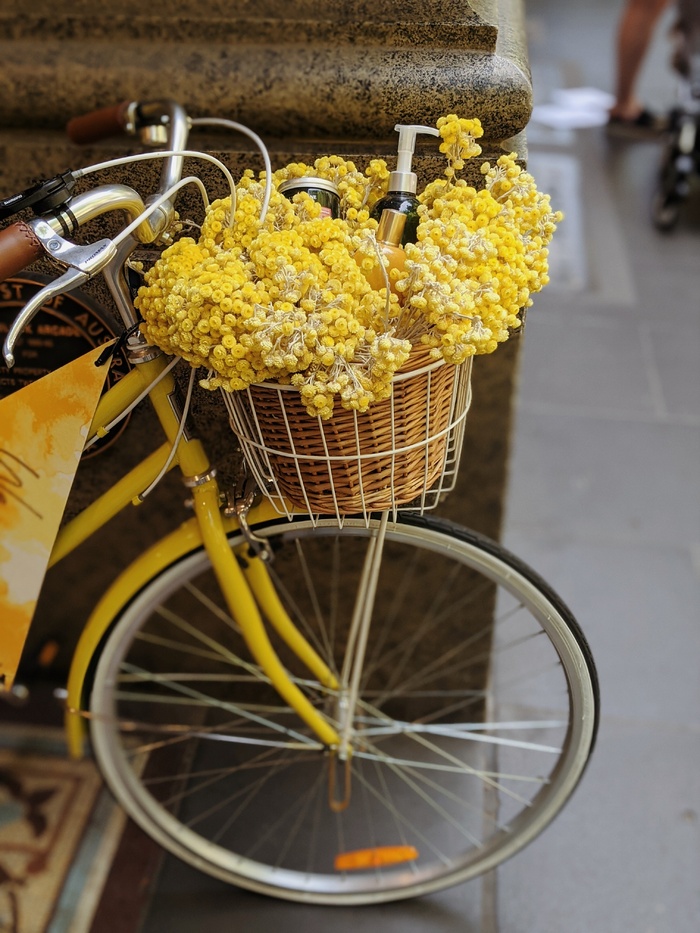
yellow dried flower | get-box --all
[136,117,560,417]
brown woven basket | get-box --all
[236,345,458,513]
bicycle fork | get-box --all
[194,482,390,808]
[192,479,340,748]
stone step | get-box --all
[0,0,497,48]
[0,11,496,49]
[0,0,531,140]
[1,40,530,140]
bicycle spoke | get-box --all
[264,541,339,679]
[376,628,545,708]
[118,672,262,684]
[358,720,565,754]
[183,581,242,634]
[153,607,268,682]
[273,769,327,868]
[362,545,433,680]
[372,758,417,872]
[351,765,454,866]
[373,742,512,833]
[363,573,494,696]
[163,745,283,814]
[307,769,328,875]
[186,748,296,834]
[134,631,240,666]
[354,696,537,804]
[120,662,322,748]
[245,767,327,861]
[295,538,337,669]
[143,755,305,788]
[399,729,533,807]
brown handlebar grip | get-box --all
[0,221,44,281]
[66,101,131,145]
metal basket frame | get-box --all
[223,355,473,525]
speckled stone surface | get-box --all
[0,0,530,671]
[0,0,531,141]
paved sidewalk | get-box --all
[498,2,700,930]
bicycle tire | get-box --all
[89,513,599,905]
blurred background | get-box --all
[501,1,700,931]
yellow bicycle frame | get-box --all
[50,355,341,757]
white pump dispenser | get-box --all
[389,124,441,194]
[371,123,441,244]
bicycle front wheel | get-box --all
[89,514,599,904]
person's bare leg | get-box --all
[611,0,670,120]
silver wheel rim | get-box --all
[90,517,597,904]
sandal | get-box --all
[607,108,668,136]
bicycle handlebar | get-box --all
[66,101,133,145]
[2,99,206,367]
[0,181,162,279]
[0,221,44,281]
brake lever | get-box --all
[3,268,89,368]
[3,220,118,369]
[30,219,116,274]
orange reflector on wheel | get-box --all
[334,845,419,871]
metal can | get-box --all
[278,176,341,219]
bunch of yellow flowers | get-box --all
[136,115,561,418]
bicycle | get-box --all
[0,99,599,906]
[651,0,700,230]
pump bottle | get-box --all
[371,124,440,244]
[357,209,406,297]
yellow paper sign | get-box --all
[0,343,113,689]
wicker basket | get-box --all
[224,345,472,518]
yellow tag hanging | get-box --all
[0,342,113,689]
